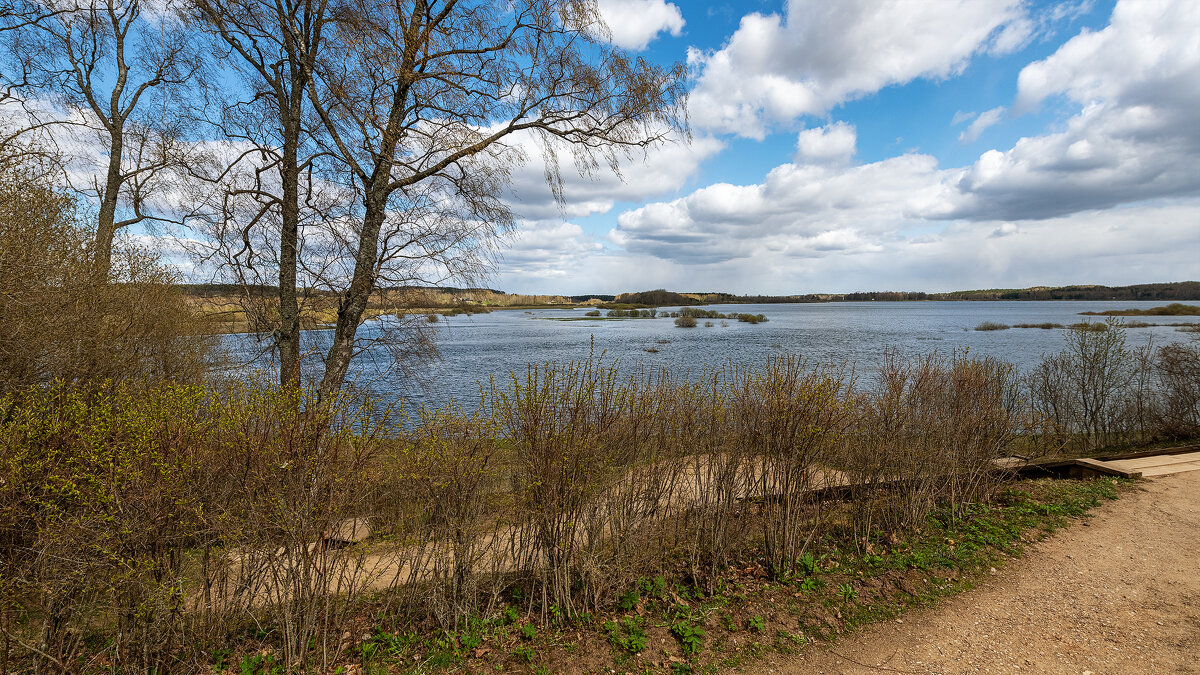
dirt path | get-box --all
[748,471,1200,675]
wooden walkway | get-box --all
[998,444,1200,480]
[1095,448,1200,477]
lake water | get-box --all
[223,301,1200,410]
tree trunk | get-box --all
[318,187,386,399]
[277,117,302,389]
[93,131,124,279]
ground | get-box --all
[747,470,1200,675]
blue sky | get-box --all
[492,0,1200,295]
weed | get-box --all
[519,623,537,640]
[603,616,647,654]
[511,645,535,663]
[746,615,765,633]
[670,619,706,657]
[838,583,858,602]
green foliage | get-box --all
[617,588,640,611]
[239,652,283,675]
[670,619,706,657]
[519,623,537,640]
[838,583,858,601]
[746,615,765,633]
[603,616,647,654]
[511,645,535,663]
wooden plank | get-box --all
[1074,458,1142,479]
[1107,452,1200,471]
[1092,444,1200,462]
[1137,461,1200,477]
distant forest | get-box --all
[602,282,1200,307]
[179,281,1200,306]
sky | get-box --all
[490,0,1200,296]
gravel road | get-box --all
[748,470,1200,675]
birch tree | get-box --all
[1,0,202,277]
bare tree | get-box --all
[186,0,338,387]
[301,0,687,397]
[1,0,202,277]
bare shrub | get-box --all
[393,404,505,629]
[490,356,643,619]
[728,355,853,576]
[1149,343,1200,438]
[195,383,390,671]
[845,350,1018,545]
[0,156,211,394]
[1027,319,1136,452]
[674,369,751,588]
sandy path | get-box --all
[748,471,1200,675]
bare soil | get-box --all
[748,470,1200,675]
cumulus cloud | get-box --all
[794,122,856,165]
[958,106,1006,143]
[503,131,724,220]
[688,0,1027,137]
[593,0,1200,292]
[597,201,1200,294]
[1015,0,1198,113]
[497,220,604,280]
[610,151,947,264]
[597,0,685,51]
[940,0,1200,220]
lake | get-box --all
[223,301,1200,410]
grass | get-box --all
[974,321,1010,331]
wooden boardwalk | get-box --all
[1096,448,1200,477]
[998,444,1200,480]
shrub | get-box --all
[1027,319,1135,451]
[0,158,211,393]
[974,321,1010,331]
[675,314,697,328]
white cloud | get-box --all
[597,0,685,51]
[588,0,1200,292]
[951,110,978,126]
[546,201,1200,295]
[958,106,1006,143]
[794,122,856,165]
[688,0,1028,137]
[1015,0,1200,113]
[504,131,724,220]
[940,0,1200,220]
[497,220,603,280]
[610,151,949,264]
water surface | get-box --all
[224,301,1200,409]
